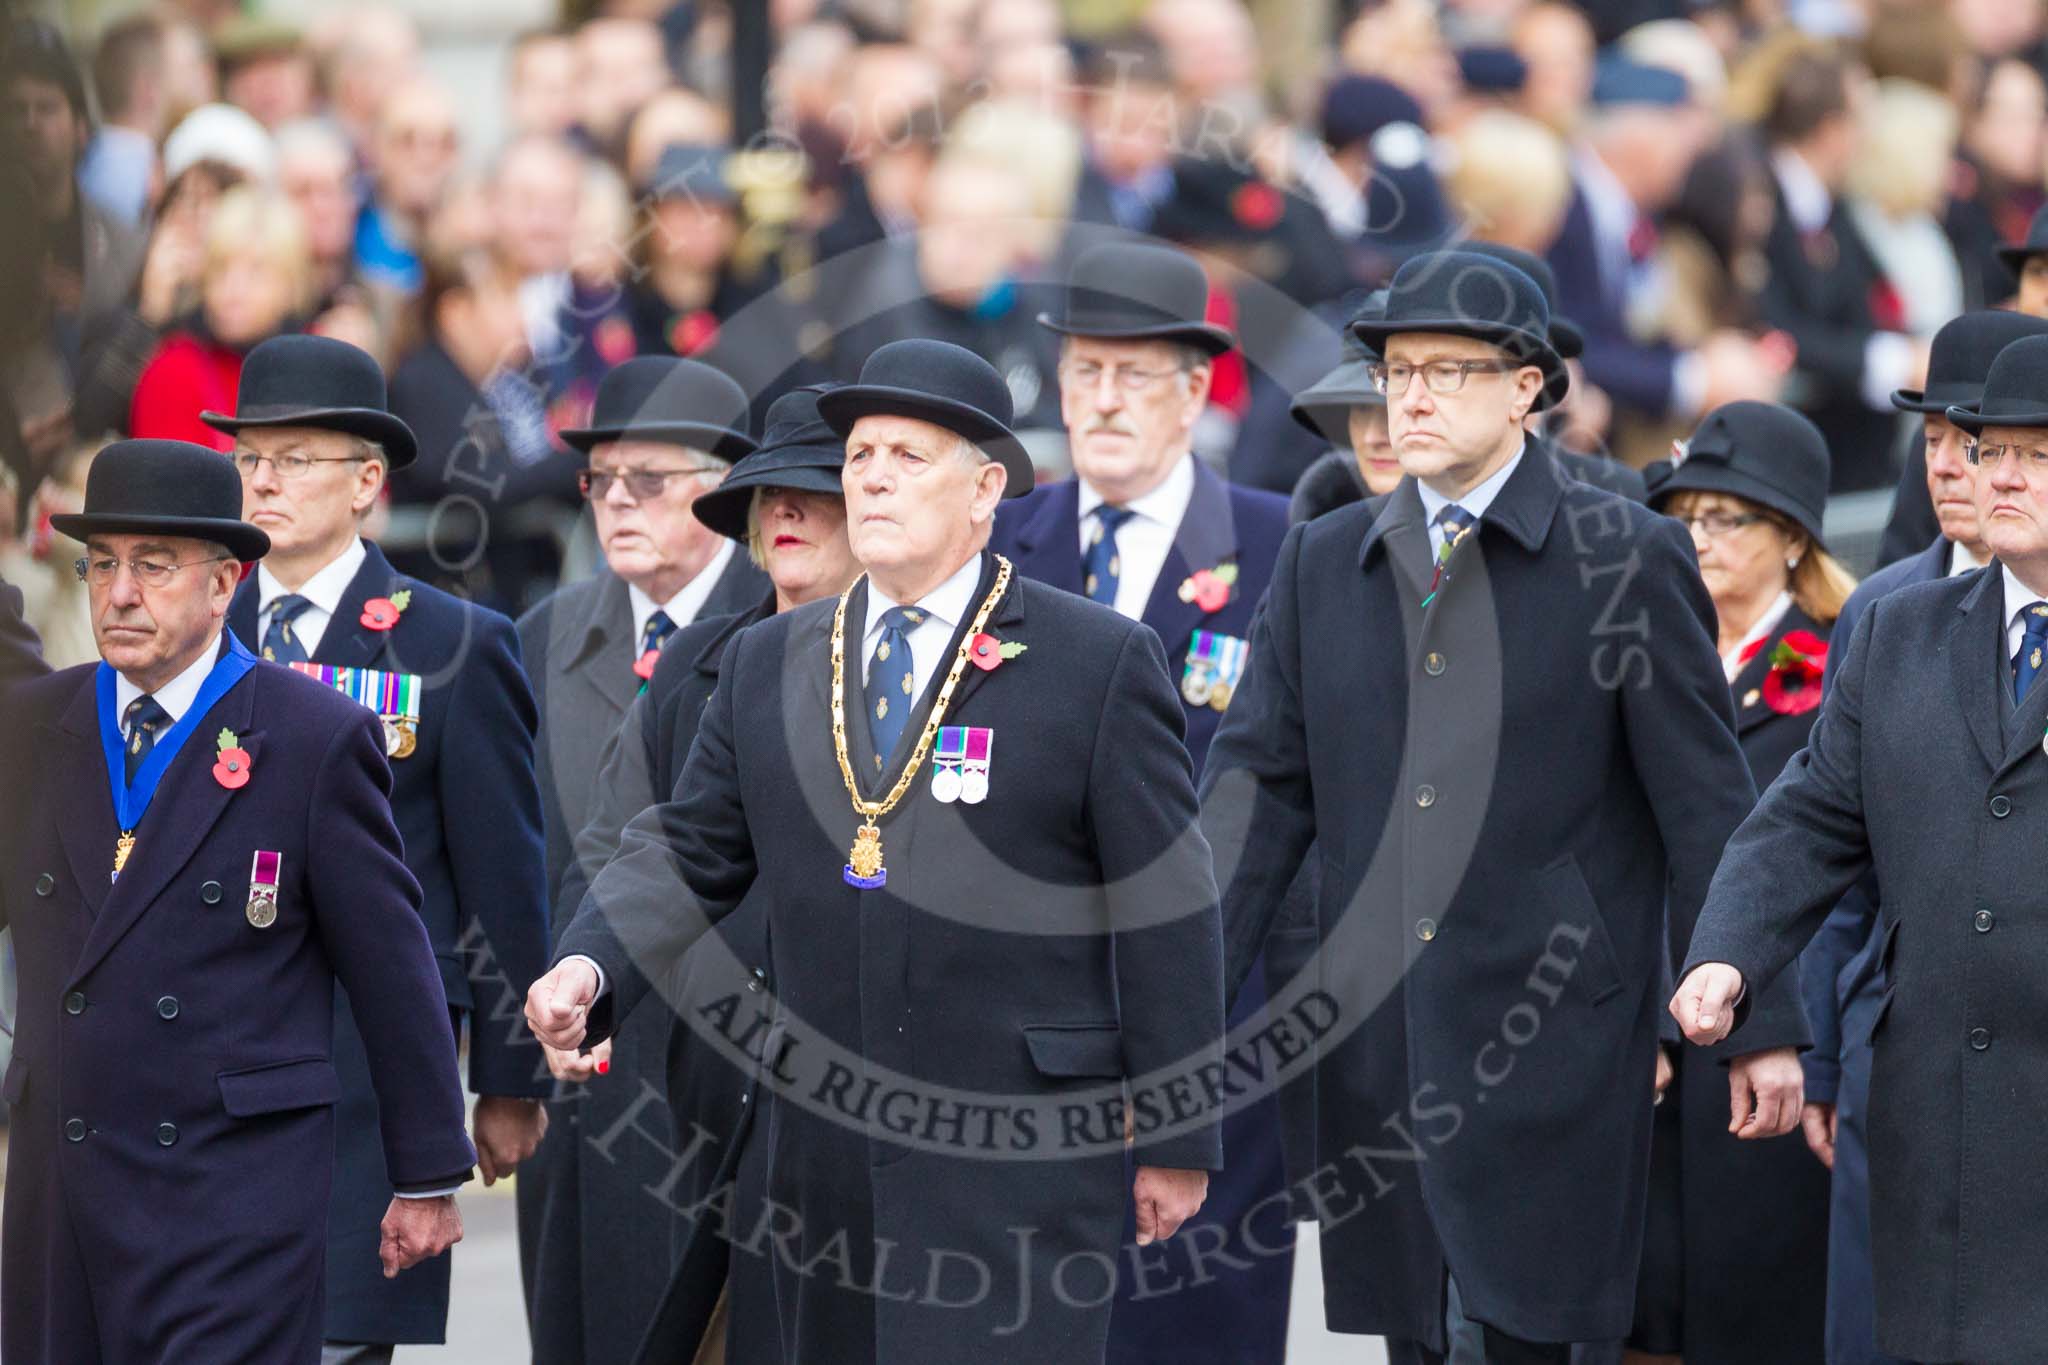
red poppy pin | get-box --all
[595,315,636,367]
[968,632,1028,672]
[1758,629,1827,715]
[634,649,660,681]
[360,589,411,632]
[670,309,720,356]
[1178,563,1240,613]
[1231,181,1283,232]
[213,728,252,790]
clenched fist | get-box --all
[526,958,600,1051]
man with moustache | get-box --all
[205,334,551,1363]
[0,439,473,1362]
[527,339,1227,1364]
[1202,251,1783,1362]
[1675,332,2048,1361]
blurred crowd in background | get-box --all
[9,0,2048,662]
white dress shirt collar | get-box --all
[1771,148,1832,237]
[255,536,368,660]
[1417,441,1525,555]
[1725,590,1795,682]
[1950,540,1986,577]
[859,550,987,691]
[1075,454,1199,619]
[1076,453,1197,531]
[629,538,737,655]
[2001,562,2048,659]
[114,631,226,727]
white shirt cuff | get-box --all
[394,1186,463,1199]
[565,953,609,999]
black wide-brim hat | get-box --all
[1644,400,1830,545]
[693,384,847,542]
[1997,203,2048,276]
[1037,240,1235,356]
[1294,291,1391,436]
[1947,334,2048,435]
[558,356,758,460]
[818,339,1033,496]
[1892,309,2048,414]
[200,333,418,470]
[1350,249,1569,411]
[52,438,271,562]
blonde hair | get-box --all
[202,185,314,309]
[1445,111,1571,249]
[942,100,1081,261]
[1665,489,1856,623]
[1848,78,1959,218]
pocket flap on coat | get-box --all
[1023,1024,1125,1079]
[216,1057,342,1118]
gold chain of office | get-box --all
[830,555,1013,883]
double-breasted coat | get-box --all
[0,651,474,1363]
[1684,565,2048,1363]
[1201,447,1763,1348]
[226,540,551,1343]
[558,556,1227,1363]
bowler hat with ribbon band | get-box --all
[1947,334,2048,435]
[1644,400,1830,546]
[1892,309,2048,415]
[817,339,1033,496]
[1350,249,1570,411]
[693,384,848,542]
[557,356,758,460]
[1036,241,1235,357]
[1997,203,2048,276]
[53,439,272,563]
[201,334,419,469]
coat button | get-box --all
[1415,918,1437,942]
[34,873,54,897]
[156,1122,179,1147]
[1415,785,1437,809]
[63,991,86,1015]
[1970,1027,1992,1051]
[63,1118,85,1142]
[156,996,180,1020]
[747,966,765,994]
[1974,909,1994,933]
[1424,652,1446,676]
[200,881,223,904]
[1990,795,2012,818]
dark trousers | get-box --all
[1828,980,1908,1365]
[1384,1276,1575,1365]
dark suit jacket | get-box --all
[1683,565,2048,1362]
[1202,447,1761,1348]
[1547,181,1681,419]
[0,577,46,684]
[558,556,1225,1363]
[0,655,472,1364]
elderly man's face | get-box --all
[1975,424,2048,570]
[85,533,240,687]
[1059,336,1207,503]
[1383,332,1542,489]
[236,427,380,564]
[843,415,1005,584]
[1924,414,1984,552]
[589,439,729,594]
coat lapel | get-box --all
[559,574,641,720]
[1137,460,1239,658]
[43,679,119,918]
[1007,481,1086,597]
[1728,604,1822,735]
[1950,570,2005,774]
[318,541,406,670]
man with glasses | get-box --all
[0,438,474,1363]
[1204,251,1765,1363]
[1676,331,2048,1361]
[203,334,551,1364]
[990,238,1295,1365]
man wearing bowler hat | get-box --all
[528,338,1228,1363]
[1675,331,2048,1361]
[1202,250,1772,1362]
[990,237,1295,1365]
[201,334,553,1362]
[0,439,474,1363]
[1999,204,2048,320]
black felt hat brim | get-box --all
[1997,245,2046,276]
[1035,314,1237,357]
[816,386,1032,498]
[200,406,419,470]
[1646,460,1826,547]
[692,445,847,541]
[51,512,270,563]
[1892,381,1983,415]
[1946,402,2048,436]
[1347,317,1569,412]
[557,420,757,461]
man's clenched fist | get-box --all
[526,958,600,1051]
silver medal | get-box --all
[931,765,963,804]
[960,769,990,805]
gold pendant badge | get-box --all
[112,831,135,879]
[847,823,885,885]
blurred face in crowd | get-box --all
[329,9,421,136]
[159,21,218,114]
[576,19,669,145]
[588,439,730,599]
[493,138,583,278]
[1152,0,1260,102]
[204,239,303,347]
[7,75,85,195]
[86,533,241,692]
[236,427,383,570]
[224,51,316,129]
[279,133,358,268]
[1665,490,1801,622]
[1973,424,2048,575]
[435,261,530,377]
[1060,337,1209,504]
[508,34,579,137]
[652,192,740,275]
[1085,75,1177,184]
[750,487,858,610]
[1925,414,1987,553]
[1349,405,1401,496]
[1382,332,1542,494]
[1589,105,1698,211]
[1511,3,1595,134]
[1970,60,2047,189]
[2018,257,2048,318]
[625,89,728,186]
[844,415,1006,594]
[916,159,1030,307]
[374,83,460,219]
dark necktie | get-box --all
[2014,601,2048,704]
[261,594,314,665]
[1423,503,1474,606]
[635,609,677,681]
[1083,505,1135,607]
[123,695,169,785]
[866,604,924,770]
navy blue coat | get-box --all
[0,577,45,684]
[0,654,474,1363]
[1546,183,1681,420]
[1202,449,1763,1347]
[228,540,550,1344]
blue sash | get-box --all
[96,633,259,836]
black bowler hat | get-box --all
[693,384,846,542]
[643,142,736,207]
[817,340,1032,496]
[1947,335,2048,435]
[1037,241,1234,357]
[1292,293,1388,441]
[1997,204,2048,277]
[1892,309,2048,414]
[1645,401,1830,545]
[53,439,271,562]
[201,334,419,469]
[1351,249,1570,410]
[558,356,757,460]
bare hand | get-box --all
[1698,330,1788,410]
[1653,1046,1674,1102]
[544,1037,612,1083]
[1727,1046,1803,1140]
[526,959,599,1051]
[472,1096,548,1185]
[138,223,202,327]
[1132,1165,1208,1246]
[1802,1100,1838,1169]
[379,1195,463,1278]
[1669,962,1744,1045]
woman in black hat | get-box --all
[1287,316,1401,522]
[1631,399,1855,1365]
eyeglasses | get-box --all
[1057,360,1186,393]
[75,554,232,587]
[1965,442,2048,470]
[578,466,724,501]
[1369,360,1517,397]
[231,450,369,480]
[1674,511,1767,539]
